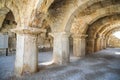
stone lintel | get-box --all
[11,27,46,35]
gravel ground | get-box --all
[0,48,120,80]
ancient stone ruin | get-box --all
[0,0,120,80]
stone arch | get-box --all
[95,25,120,51]
[0,0,55,76]
[70,5,120,35]
[0,10,16,31]
[0,0,54,28]
[0,7,10,28]
[104,27,120,47]
[49,0,110,32]
[87,22,120,53]
[0,11,17,53]
[65,0,120,33]
[0,4,20,53]
[0,1,21,27]
[85,14,120,54]
[87,14,120,38]
[99,24,120,37]
[105,27,120,38]
[65,0,120,56]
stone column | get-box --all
[52,32,70,64]
[73,34,87,57]
[103,38,106,49]
[100,37,104,50]
[95,37,102,52]
[105,37,109,47]
[96,36,106,51]
[12,28,46,76]
[86,38,95,54]
[106,37,110,47]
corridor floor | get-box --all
[0,48,120,80]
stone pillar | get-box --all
[12,28,46,76]
[73,34,87,57]
[95,37,102,52]
[106,37,110,47]
[52,32,70,64]
[86,38,95,54]
[103,38,106,49]
[100,37,104,50]
[105,37,109,47]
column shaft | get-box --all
[86,38,95,54]
[95,38,102,52]
[53,32,70,64]
[12,28,45,76]
[100,38,104,50]
[15,34,38,75]
[73,35,87,57]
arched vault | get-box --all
[99,25,120,37]
[0,7,9,28]
[70,4,120,35]
[49,0,120,32]
[0,0,54,28]
[87,14,120,38]
[105,27,120,37]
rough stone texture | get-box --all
[0,48,120,80]
[37,33,53,50]
[52,32,70,64]
[0,0,120,54]
[73,34,87,57]
[0,0,120,77]
[15,34,38,76]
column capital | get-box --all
[97,34,105,39]
[72,34,88,39]
[11,27,46,35]
[49,32,71,38]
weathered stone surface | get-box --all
[73,34,87,57]
[15,33,38,76]
[0,0,120,77]
[52,32,70,64]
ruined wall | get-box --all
[109,35,120,48]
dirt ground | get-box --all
[0,48,120,80]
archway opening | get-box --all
[37,25,54,67]
[0,11,17,55]
[0,10,17,79]
[108,31,120,48]
[113,31,120,39]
